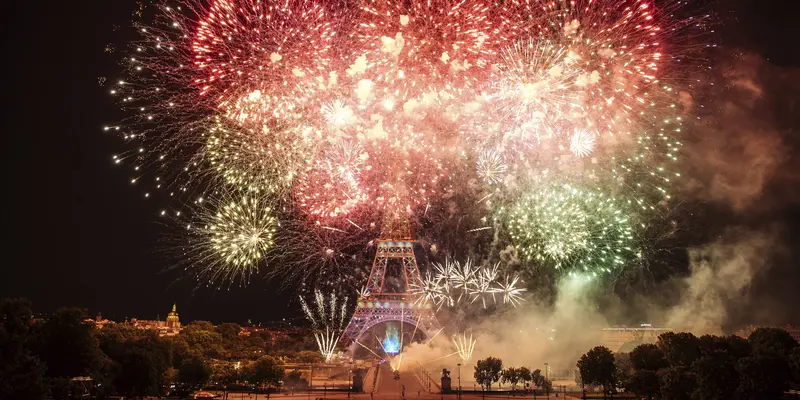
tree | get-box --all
[614,352,632,391]
[626,370,659,400]
[698,334,751,359]
[517,367,532,390]
[474,357,503,390]
[735,353,791,400]
[284,369,308,389]
[691,350,738,400]
[211,363,242,386]
[748,327,798,356]
[501,367,521,390]
[216,323,242,341]
[296,350,323,363]
[629,344,667,372]
[250,355,284,388]
[0,298,47,400]
[577,346,617,399]
[101,330,172,398]
[179,322,224,359]
[178,354,212,389]
[656,332,699,369]
[530,369,552,393]
[790,347,800,383]
[37,308,103,379]
[658,367,693,400]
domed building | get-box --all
[166,303,181,329]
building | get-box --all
[128,303,183,336]
[600,324,674,352]
[87,312,115,329]
[734,325,800,343]
[166,303,181,329]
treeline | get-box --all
[576,329,800,399]
[0,298,320,399]
[472,357,554,394]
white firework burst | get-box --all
[321,99,354,127]
[476,149,508,184]
[496,274,526,307]
[569,129,596,157]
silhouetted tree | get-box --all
[211,363,242,386]
[626,370,659,400]
[501,367,521,390]
[691,350,738,400]
[102,330,171,397]
[790,347,800,384]
[657,332,700,369]
[284,369,308,389]
[179,321,224,359]
[658,367,694,400]
[0,298,46,400]
[698,334,751,359]
[530,369,552,393]
[474,357,503,390]
[178,354,212,389]
[216,323,242,341]
[736,353,791,400]
[37,308,103,380]
[517,366,532,389]
[614,352,632,391]
[250,355,284,388]
[748,327,798,356]
[577,346,617,399]
[629,344,667,371]
[296,350,323,363]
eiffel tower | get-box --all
[344,218,441,353]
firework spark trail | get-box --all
[354,339,385,360]
[452,332,477,362]
[300,289,350,361]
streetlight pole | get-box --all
[544,363,549,400]
[457,363,462,400]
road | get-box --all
[374,365,426,397]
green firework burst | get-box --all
[507,183,634,274]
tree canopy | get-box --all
[577,346,617,398]
[474,357,503,390]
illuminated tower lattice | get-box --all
[344,221,441,352]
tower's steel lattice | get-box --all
[344,238,441,346]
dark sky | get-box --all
[3,1,799,325]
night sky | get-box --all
[4,1,800,325]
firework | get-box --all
[453,332,477,362]
[476,149,507,185]
[357,0,512,96]
[506,183,634,274]
[300,290,350,362]
[182,191,277,286]
[411,260,526,309]
[192,0,335,128]
[110,0,705,287]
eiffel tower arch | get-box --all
[344,227,441,355]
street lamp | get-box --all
[544,363,549,400]
[457,363,462,400]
